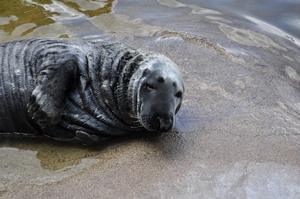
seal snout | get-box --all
[141,112,174,132]
[147,111,174,132]
[153,115,174,132]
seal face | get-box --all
[0,38,184,145]
[136,56,184,132]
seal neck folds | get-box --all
[95,42,146,129]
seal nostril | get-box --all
[153,116,166,132]
[155,116,161,130]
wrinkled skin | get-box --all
[0,38,184,145]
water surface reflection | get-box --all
[0,0,115,38]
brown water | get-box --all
[1,0,300,198]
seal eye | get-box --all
[144,83,156,91]
[175,91,182,98]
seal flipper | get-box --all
[74,131,112,146]
[42,127,112,145]
[28,60,77,129]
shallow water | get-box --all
[1,0,300,198]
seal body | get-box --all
[0,38,184,145]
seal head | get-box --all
[128,54,184,132]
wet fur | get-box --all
[0,38,184,145]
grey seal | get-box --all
[0,38,184,145]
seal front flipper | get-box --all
[74,131,112,146]
[28,60,77,129]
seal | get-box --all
[0,38,184,145]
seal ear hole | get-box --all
[173,82,177,88]
[157,77,164,83]
[175,91,182,98]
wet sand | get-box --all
[1,0,300,198]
